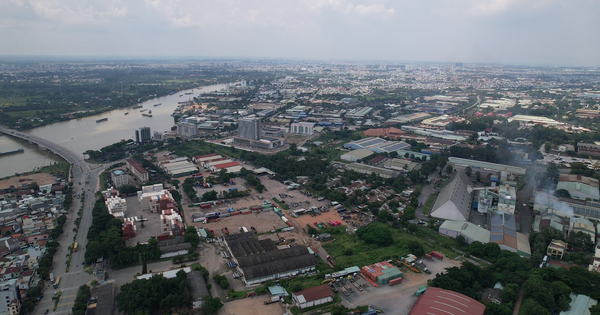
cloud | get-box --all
[354,4,394,17]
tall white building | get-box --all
[238,117,261,140]
[290,122,315,135]
[177,122,198,138]
[111,169,129,188]
[0,283,19,315]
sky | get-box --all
[1,0,599,67]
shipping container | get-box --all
[424,254,432,260]
[230,211,241,216]
[389,277,403,286]
[199,204,211,209]
[228,187,238,191]
[220,213,230,218]
[242,227,248,233]
[431,251,444,260]
[222,228,229,235]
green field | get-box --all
[422,193,438,215]
[0,96,36,107]
[324,223,459,268]
[38,162,70,178]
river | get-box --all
[0,83,229,178]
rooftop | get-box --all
[293,284,334,303]
[409,287,486,315]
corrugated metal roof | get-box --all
[409,287,485,315]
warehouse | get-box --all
[448,157,526,176]
[430,172,473,221]
[159,158,199,178]
[292,284,335,309]
[347,163,399,178]
[438,221,490,245]
[192,153,221,164]
[409,287,486,315]
[224,233,318,286]
[340,149,374,162]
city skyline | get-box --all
[1,0,599,67]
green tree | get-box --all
[356,223,393,246]
[408,241,425,256]
[184,226,201,248]
[445,165,453,174]
[202,190,218,201]
[519,299,551,315]
[201,296,223,315]
[465,166,472,177]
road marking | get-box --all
[60,294,77,299]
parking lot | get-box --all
[340,257,461,313]
[123,195,163,246]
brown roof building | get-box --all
[292,284,334,309]
[363,127,406,140]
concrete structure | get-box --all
[409,287,486,315]
[547,239,568,259]
[383,158,419,172]
[233,136,284,150]
[340,149,374,162]
[105,195,127,220]
[193,153,221,164]
[559,292,597,315]
[533,192,600,220]
[0,282,19,315]
[177,122,198,138]
[290,122,315,135]
[261,127,284,138]
[589,245,600,272]
[238,117,261,140]
[430,172,473,222]
[137,184,177,214]
[343,137,411,153]
[160,209,184,237]
[347,163,399,179]
[421,115,463,128]
[153,131,164,141]
[292,284,334,309]
[481,283,504,305]
[125,158,149,183]
[135,127,151,144]
[438,221,490,244]
[557,174,600,201]
[224,233,318,286]
[110,169,129,188]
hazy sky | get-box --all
[1,0,599,66]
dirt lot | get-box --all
[291,210,349,229]
[197,210,288,236]
[341,257,461,313]
[0,173,58,190]
[219,295,287,315]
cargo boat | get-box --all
[0,148,24,156]
[154,103,161,107]
[96,118,108,123]
[124,112,129,115]
[142,113,153,117]
[140,109,147,112]
[132,105,143,109]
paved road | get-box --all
[0,127,103,315]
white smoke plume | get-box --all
[534,191,575,217]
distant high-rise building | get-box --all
[455,62,464,67]
[241,80,247,87]
[177,122,197,138]
[238,117,261,140]
[135,127,151,143]
[153,131,164,141]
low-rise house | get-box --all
[547,239,568,259]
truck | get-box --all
[416,286,427,296]
[73,242,78,252]
[222,228,229,235]
[53,276,60,289]
[228,188,238,192]
[264,296,280,304]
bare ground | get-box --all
[0,173,58,190]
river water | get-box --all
[0,83,229,178]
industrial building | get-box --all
[343,137,411,153]
[408,287,486,315]
[557,174,600,201]
[430,172,473,222]
[110,169,129,188]
[193,153,222,164]
[238,117,261,140]
[137,184,177,214]
[347,163,399,179]
[488,211,531,257]
[135,126,151,144]
[233,136,285,150]
[447,157,527,176]
[188,270,210,310]
[345,107,373,119]
[578,142,600,157]
[224,233,318,286]
[292,284,335,309]
[438,221,490,245]
[125,158,149,183]
[158,157,199,178]
[508,114,566,127]
[383,158,419,172]
[569,217,595,242]
[386,112,431,124]
[290,122,315,135]
[533,192,600,220]
[340,149,374,162]
[177,121,198,138]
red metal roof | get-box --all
[214,162,240,169]
[126,158,148,174]
[293,284,334,302]
[194,153,219,159]
[409,287,485,315]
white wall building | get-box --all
[290,122,315,135]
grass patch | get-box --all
[323,224,459,268]
[422,193,438,215]
[38,162,70,177]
